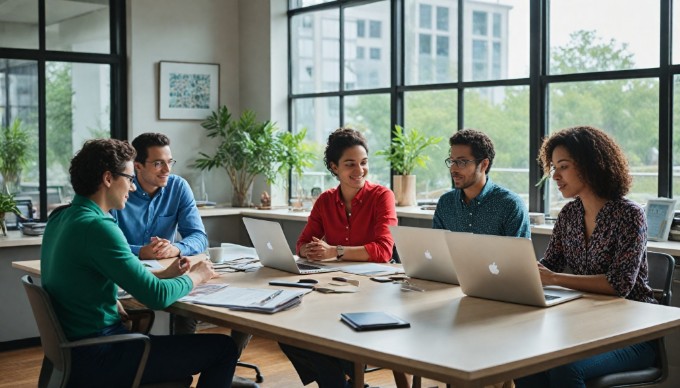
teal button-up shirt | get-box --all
[432,178,530,238]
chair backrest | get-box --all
[646,251,675,306]
[21,275,71,376]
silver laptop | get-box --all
[242,217,335,274]
[444,232,582,307]
[389,225,459,284]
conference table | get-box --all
[12,259,680,388]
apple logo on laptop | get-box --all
[266,241,274,250]
[423,250,433,260]
[488,262,500,275]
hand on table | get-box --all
[139,237,181,259]
[156,256,191,279]
[188,259,219,284]
[303,237,335,261]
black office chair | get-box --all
[237,360,264,383]
[585,251,675,388]
[21,275,189,388]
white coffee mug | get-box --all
[207,247,226,263]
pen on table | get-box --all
[256,289,283,305]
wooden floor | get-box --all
[0,326,444,388]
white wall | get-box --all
[127,0,240,203]
[127,0,289,205]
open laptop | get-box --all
[444,232,582,307]
[389,225,460,284]
[242,217,336,274]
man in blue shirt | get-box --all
[112,133,257,388]
[434,129,530,238]
[111,133,207,259]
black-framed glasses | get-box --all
[444,158,484,169]
[113,172,135,185]
[145,159,177,169]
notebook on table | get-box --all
[340,311,410,331]
[444,232,582,307]
[242,217,336,274]
[389,225,461,284]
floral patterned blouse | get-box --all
[541,197,656,304]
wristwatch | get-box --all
[336,245,344,260]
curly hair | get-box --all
[70,139,136,196]
[131,133,170,164]
[449,129,495,173]
[538,125,631,200]
[324,127,369,177]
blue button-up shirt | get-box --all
[432,178,530,238]
[111,175,208,256]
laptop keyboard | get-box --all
[297,262,324,271]
[544,294,560,301]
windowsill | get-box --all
[0,230,43,248]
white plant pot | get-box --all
[393,175,416,206]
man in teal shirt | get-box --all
[433,129,530,238]
[41,138,237,387]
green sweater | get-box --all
[41,195,193,339]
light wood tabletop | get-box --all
[13,259,680,388]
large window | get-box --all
[0,1,125,220]
[289,0,680,212]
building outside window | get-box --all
[289,0,676,214]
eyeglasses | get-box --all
[145,159,177,169]
[444,158,484,169]
[113,172,135,185]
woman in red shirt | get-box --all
[298,127,397,263]
[281,127,397,388]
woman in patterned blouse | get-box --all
[515,125,657,388]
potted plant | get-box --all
[377,125,443,206]
[277,128,315,208]
[194,106,312,208]
[0,192,21,236]
[0,119,30,194]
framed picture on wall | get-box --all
[158,61,219,120]
[645,198,677,242]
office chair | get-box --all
[237,360,264,383]
[585,251,675,388]
[21,275,188,388]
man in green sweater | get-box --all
[41,138,237,387]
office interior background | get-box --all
[1,0,679,218]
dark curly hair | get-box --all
[324,127,369,177]
[70,139,136,196]
[131,133,170,164]
[538,125,631,200]
[449,129,495,173]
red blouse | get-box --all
[296,181,397,263]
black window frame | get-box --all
[0,0,127,220]
[288,0,677,213]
